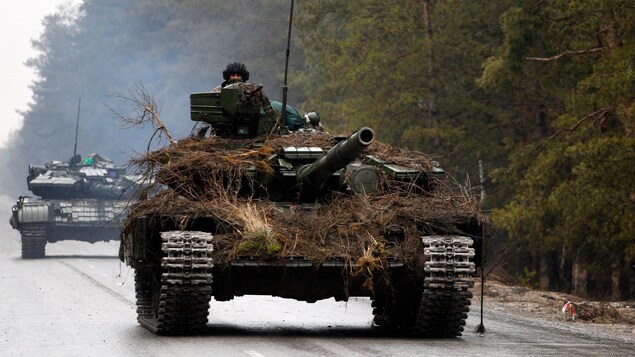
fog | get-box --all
[0,0,303,198]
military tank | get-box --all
[119,83,486,337]
[10,153,137,258]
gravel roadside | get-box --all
[471,279,635,343]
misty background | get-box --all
[0,0,305,197]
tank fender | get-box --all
[13,197,50,226]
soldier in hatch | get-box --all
[211,62,250,92]
[212,62,280,135]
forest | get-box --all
[0,0,633,299]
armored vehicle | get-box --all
[10,153,136,258]
[120,84,485,337]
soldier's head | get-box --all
[304,112,321,126]
[223,62,249,82]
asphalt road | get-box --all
[1,228,634,356]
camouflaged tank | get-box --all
[10,153,138,258]
[120,84,486,337]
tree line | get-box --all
[3,0,633,298]
[293,0,634,299]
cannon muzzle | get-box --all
[297,127,374,187]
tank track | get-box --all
[21,224,47,259]
[371,275,423,332]
[135,231,214,335]
[414,235,475,337]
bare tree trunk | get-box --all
[422,0,438,136]
[478,159,485,204]
[611,265,621,300]
[572,250,588,297]
[539,256,549,290]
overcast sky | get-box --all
[0,1,80,148]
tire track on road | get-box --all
[58,260,135,307]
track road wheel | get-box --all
[21,224,47,259]
[135,231,214,335]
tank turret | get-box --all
[26,154,132,200]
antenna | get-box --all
[73,97,81,157]
[281,0,295,127]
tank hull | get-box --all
[124,212,481,337]
[10,196,124,258]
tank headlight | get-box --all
[349,166,380,195]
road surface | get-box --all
[1,228,634,356]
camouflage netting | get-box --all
[123,131,484,275]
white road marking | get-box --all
[244,351,265,357]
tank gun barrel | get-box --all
[297,127,374,187]
[91,182,128,199]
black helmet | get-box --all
[304,112,320,126]
[222,62,249,81]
